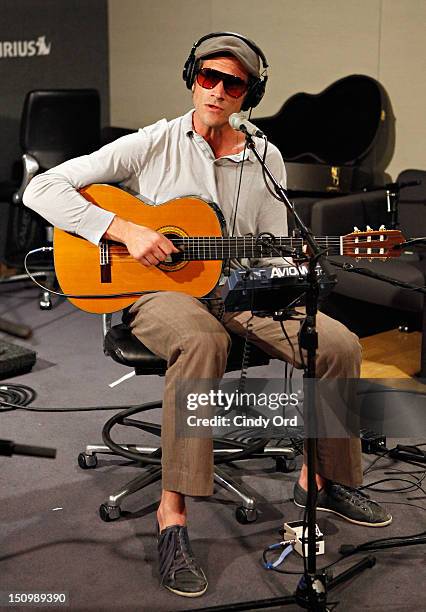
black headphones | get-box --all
[182,31,269,111]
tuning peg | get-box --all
[353,226,361,233]
[366,225,372,232]
[379,224,386,231]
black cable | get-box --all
[329,258,426,294]
[260,136,288,204]
[256,135,303,267]
[376,479,426,495]
[24,249,159,301]
[385,468,426,499]
[363,447,426,492]
[236,313,254,396]
[0,384,145,413]
[255,231,305,270]
[0,384,36,408]
[383,500,426,511]
[229,117,250,239]
[339,529,426,557]
[372,444,426,472]
[361,445,426,493]
[225,110,251,278]
[363,448,392,476]
[279,320,296,379]
[360,444,426,493]
[358,447,426,513]
[385,468,426,474]
[359,388,426,397]
[0,404,142,413]
[360,476,426,496]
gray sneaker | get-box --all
[293,481,392,527]
[157,524,208,597]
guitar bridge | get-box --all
[99,241,111,283]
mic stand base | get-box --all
[183,555,376,612]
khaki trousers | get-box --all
[129,291,363,496]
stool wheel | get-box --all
[235,506,258,524]
[78,452,98,469]
[276,457,296,473]
[99,503,121,522]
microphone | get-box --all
[229,113,265,138]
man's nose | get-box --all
[211,79,225,98]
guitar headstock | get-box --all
[342,226,405,259]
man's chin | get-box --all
[193,108,231,132]
[202,112,228,129]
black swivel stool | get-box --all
[78,314,297,523]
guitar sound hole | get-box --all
[163,233,185,265]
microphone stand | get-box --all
[248,134,330,610]
[0,271,48,338]
[360,180,421,230]
[0,438,56,459]
[186,132,375,612]
[185,255,426,612]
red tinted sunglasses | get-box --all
[196,68,248,98]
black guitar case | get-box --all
[256,74,395,195]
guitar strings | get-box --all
[102,241,396,252]
[75,236,398,253]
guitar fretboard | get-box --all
[168,236,341,260]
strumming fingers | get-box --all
[140,254,160,267]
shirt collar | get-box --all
[183,109,255,163]
[182,109,195,136]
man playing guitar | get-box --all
[24,32,391,598]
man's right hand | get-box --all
[104,217,180,267]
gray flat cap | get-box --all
[194,35,261,78]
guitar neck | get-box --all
[169,236,342,260]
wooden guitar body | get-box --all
[54,184,224,313]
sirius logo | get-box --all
[0,36,51,59]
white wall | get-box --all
[108,0,426,179]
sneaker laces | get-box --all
[332,484,372,507]
[158,526,198,584]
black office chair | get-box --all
[8,89,101,308]
[78,314,297,524]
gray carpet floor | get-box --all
[1,282,425,612]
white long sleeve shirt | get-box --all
[23,109,288,267]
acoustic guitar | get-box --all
[53,184,404,314]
